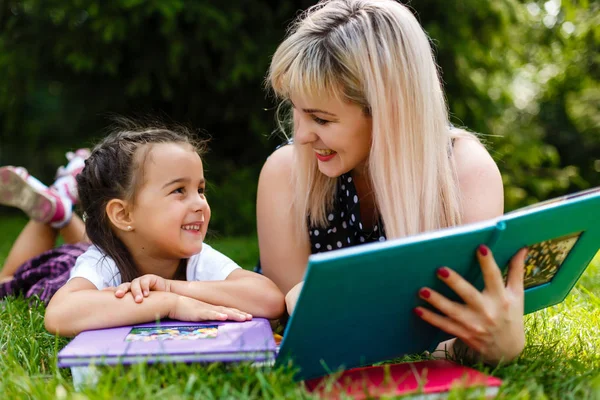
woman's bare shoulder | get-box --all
[260,144,294,179]
[452,136,504,223]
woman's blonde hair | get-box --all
[268,0,475,239]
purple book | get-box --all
[58,318,276,368]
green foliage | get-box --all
[0,0,597,233]
[411,0,599,210]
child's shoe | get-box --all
[0,166,72,228]
[52,148,91,205]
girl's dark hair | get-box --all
[77,117,208,283]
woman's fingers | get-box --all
[414,306,469,342]
[434,267,485,310]
[476,245,505,295]
[418,285,475,325]
[507,247,528,293]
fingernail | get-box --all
[479,244,488,256]
[419,288,431,299]
[135,295,142,302]
[144,290,149,296]
[414,308,423,317]
[437,267,450,279]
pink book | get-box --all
[58,319,276,368]
[304,360,502,399]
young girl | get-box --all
[45,122,285,336]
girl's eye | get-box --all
[198,187,206,195]
[172,187,185,194]
[312,116,330,125]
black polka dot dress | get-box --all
[254,172,386,275]
[308,172,386,253]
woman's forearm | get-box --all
[169,278,285,319]
[45,289,178,337]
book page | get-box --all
[125,325,218,342]
[502,232,582,289]
[506,187,600,218]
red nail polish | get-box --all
[479,244,488,256]
[414,308,423,317]
[437,267,450,278]
[419,289,431,299]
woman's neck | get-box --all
[351,169,378,229]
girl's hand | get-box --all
[415,245,528,365]
[168,295,252,322]
[108,274,172,303]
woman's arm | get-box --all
[168,269,285,319]
[256,145,312,296]
[45,278,248,336]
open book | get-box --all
[278,187,600,380]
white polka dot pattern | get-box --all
[309,172,386,254]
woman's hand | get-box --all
[168,295,252,322]
[414,245,528,365]
[106,274,172,303]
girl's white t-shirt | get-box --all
[69,243,240,290]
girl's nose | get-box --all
[192,192,208,212]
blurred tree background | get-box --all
[0,0,598,236]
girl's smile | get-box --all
[181,221,204,235]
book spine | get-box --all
[487,221,507,250]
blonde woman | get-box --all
[257,0,528,365]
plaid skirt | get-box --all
[0,243,90,304]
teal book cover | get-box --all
[278,187,600,380]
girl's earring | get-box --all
[127,226,133,231]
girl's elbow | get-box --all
[44,307,78,337]
[44,308,63,335]
[261,287,286,319]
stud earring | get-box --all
[127,226,132,231]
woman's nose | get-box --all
[294,116,317,145]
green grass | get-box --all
[1,216,599,399]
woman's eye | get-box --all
[313,116,329,125]
[312,116,330,125]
